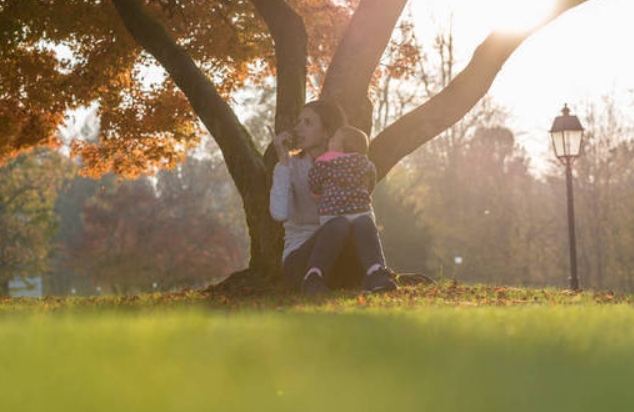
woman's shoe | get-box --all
[302,272,330,295]
[361,268,397,293]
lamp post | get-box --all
[549,104,584,290]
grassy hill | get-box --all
[1,281,633,412]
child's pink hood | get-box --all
[315,151,354,162]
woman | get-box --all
[269,100,397,295]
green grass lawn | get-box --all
[2,283,634,411]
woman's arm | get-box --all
[270,162,292,221]
[269,127,297,221]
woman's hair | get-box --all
[303,100,348,138]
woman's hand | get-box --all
[270,126,293,166]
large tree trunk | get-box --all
[111,0,590,292]
[221,0,308,291]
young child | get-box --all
[308,125,377,225]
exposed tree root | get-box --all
[204,268,284,296]
[393,272,436,287]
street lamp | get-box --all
[549,104,584,290]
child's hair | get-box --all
[338,125,369,154]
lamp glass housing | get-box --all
[550,129,583,159]
[549,105,584,161]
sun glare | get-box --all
[410,0,556,42]
[409,0,633,175]
[487,0,555,33]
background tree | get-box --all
[562,96,634,290]
[49,172,116,295]
[0,148,73,296]
[64,157,246,294]
[2,0,590,289]
[383,125,561,286]
[371,17,507,277]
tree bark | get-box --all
[250,0,306,189]
[242,0,309,287]
[321,0,408,134]
[250,0,307,138]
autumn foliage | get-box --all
[1,0,354,177]
[0,149,72,291]
[65,173,246,293]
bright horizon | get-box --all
[410,0,634,173]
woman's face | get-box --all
[294,107,327,152]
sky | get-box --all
[409,0,634,172]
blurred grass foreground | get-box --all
[1,282,634,412]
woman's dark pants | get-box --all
[282,215,386,291]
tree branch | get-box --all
[110,0,265,196]
[0,186,37,215]
[321,0,408,133]
[370,0,590,180]
[250,0,307,171]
